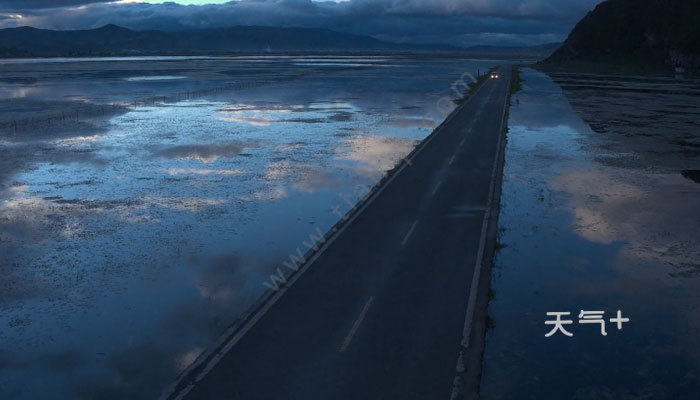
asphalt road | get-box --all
[167,66,511,400]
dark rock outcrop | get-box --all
[544,0,700,72]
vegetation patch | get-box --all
[510,65,523,95]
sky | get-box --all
[0,0,604,46]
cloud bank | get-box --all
[0,0,604,46]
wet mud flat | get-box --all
[0,56,498,399]
[0,56,372,129]
[548,69,700,173]
[481,68,700,398]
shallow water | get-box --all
[0,56,498,399]
[481,68,700,398]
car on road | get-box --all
[490,72,499,79]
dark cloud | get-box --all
[0,0,604,46]
[0,0,111,10]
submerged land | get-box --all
[481,67,700,398]
[0,55,503,399]
[5,54,696,400]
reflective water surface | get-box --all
[481,68,700,398]
[0,56,497,399]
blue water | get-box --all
[0,56,500,399]
[481,68,700,399]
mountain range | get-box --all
[0,24,558,58]
[0,24,412,57]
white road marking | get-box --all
[401,220,419,246]
[449,154,456,165]
[339,296,375,353]
[432,180,442,196]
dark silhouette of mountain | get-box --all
[0,24,566,59]
[0,24,433,57]
[544,0,700,72]
[463,43,560,59]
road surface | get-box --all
[164,66,512,400]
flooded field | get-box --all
[481,68,700,398]
[0,56,498,399]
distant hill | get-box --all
[544,0,700,72]
[0,24,426,57]
[463,43,560,59]
[0,25,565,59]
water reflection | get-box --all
[154,143,249,163]
[337,135,418,178]
[0,56,499,399]
[481,68,700,398]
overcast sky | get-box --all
[0,0,603,46]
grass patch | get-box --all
[510,65,523,95]
[486,315,495,329]
[494,239,508,251]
